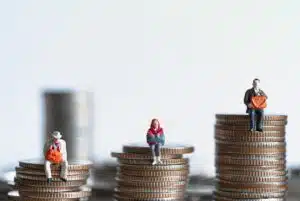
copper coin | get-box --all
[113,194,184,201]
[16,173,89,181]
[15,178,86,187]
[19,159,92,170]
[19,188,91,199]
[216,141,286,147]
[215,129,285,137]
[117,158,188,165]
[216,120,287,126]
[111,152,183,159]
[215,114,288,121]
[117,168,189,177]
[216,170,287,177]
[215,135,285,142]
[115,178,187,187]
[114,191,184,199]
[215,124,286,131]
[213,190,285,199]
[116,174,188,182]
[122,144,194,155]
[118,164,189,171]
[216,175,287,182]
[15,167,89,176]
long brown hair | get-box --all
[150,118,160,128]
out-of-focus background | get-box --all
[1,1,300,200]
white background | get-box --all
[0,0,299,176]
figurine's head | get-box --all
[51,131,62,139]
[252,78,260,89]
[150,119,160,129]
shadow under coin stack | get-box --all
[111,144,194,201]
[8,159,93,201]
[214,114,288,201]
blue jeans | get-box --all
[150,144,161,157]
[249,109,263,130]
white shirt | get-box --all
[254,87,263,96]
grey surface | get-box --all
[43,90,94,161]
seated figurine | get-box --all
[146,119,165,165]
[43,131,68,183]
[243,78,268,132]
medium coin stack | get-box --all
[111,144,194,201]
[7,159,92,201]
[214,114,288,201]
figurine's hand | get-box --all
[248,103,253,108]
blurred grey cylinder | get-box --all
[43,90,94,161]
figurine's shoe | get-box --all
[157,156,163,164]
[249,128,254,132]
[152,157,158,165]
[47,178,52,183]
[152,160,157,165]
[256,128,263,132]
[60,178,67,182]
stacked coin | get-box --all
[214,114,288,201]
[111,144,194,201]
[7,159,92,201]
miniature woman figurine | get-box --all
[146,119,165,165]
[244,78,268,132]
[43,131,68,183]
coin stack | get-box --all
[8,159,92,201]
[214,114,288,201]
[111,144,194,201]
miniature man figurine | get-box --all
[146,119,165,165]
[43,131,68,183]
[244,78,268,132]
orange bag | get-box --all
[251,96,267,109]
[46,149,62,164]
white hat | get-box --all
[51,131,62,139]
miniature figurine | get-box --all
[146,119,165,165]
[243,78,268,132]
[43,131,68,183]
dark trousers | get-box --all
[150,144,160,157]
[249,109,263,130]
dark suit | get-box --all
[243,88,268,130]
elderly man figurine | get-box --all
[244,78,268,132]
[43,131,68,183]
[146,118,165,165]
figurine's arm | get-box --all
[60,140,67,161]
[43,141,50,157]
[146,132,156,144]
[243,89,251,105]
[159,132,165,145]
[155,130,165,145]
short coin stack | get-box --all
[214,114,288,201]
[111,144,194,201]
[8,159,92,201]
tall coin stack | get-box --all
[214,114,288,201]
[111,144,194,201]
[8,159,92,201]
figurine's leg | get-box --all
[249,109,255,131]
[60,160,68,181]
[150,145,157,165]
[256,109,263,131]
[155,144,160,156]
[44,160,52,183]
[156,144,162,164]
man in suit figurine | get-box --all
[43,131,68,183]
[244,78,268,132]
